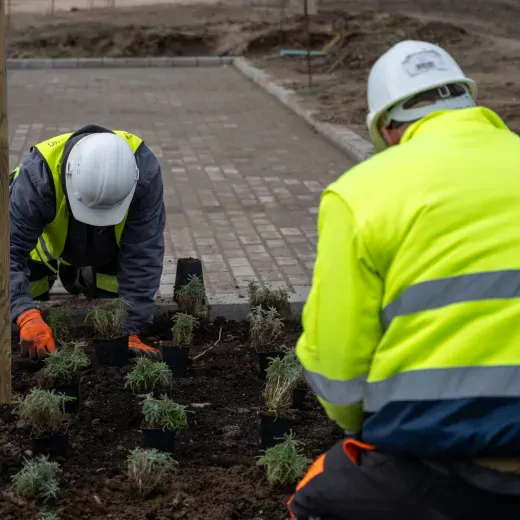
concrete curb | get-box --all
[233,57,376,163]
[7,56,234,69]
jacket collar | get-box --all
[400,107,509,145]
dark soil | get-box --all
[253,8,520,138]
[0,320,341,519]
[8,22,216,59]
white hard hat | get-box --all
[65,133,139,226]
[366,40,477,151]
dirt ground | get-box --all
[6,0,520,140]
[0,320,341,519]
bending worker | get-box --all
[10,125,165,360]
[290,40,520,519]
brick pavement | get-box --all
[7,67,354,298]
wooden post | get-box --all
[279,0,288,45]
[303,0,313,88]
[0,0,11,405]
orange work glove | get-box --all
[128,335,161,360]
[17,309,56,360]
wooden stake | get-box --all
[303,0,312,88]
[0,0,11,405]
[279,0,287,45]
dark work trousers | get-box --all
[29,259,118,301]
[288,438,520,520]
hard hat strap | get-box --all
[383,84,476,127]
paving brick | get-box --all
[235,276,256,287]
[231,266,256,277]
[229,257,251,267]
[201,254,224,263]
[9,67,352,297]
[276,257,299,266]
[226,249,247,258]
[244,245,267,254]
[208,272,233,283]
[259,271,285,282]
[282,265,306,275]
[205,262,229,273]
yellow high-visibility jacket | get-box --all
[27,131,141,270]
[297,107,520,457]
[10,131,142,295]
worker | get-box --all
[10,125,165,360]
[289,40,520,519]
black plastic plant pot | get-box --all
[291,386,307,410]
[142,428,177,454]
[31,433,69,459]
[51,376,81,414]
[258,351,286,380]
[259,412,294,451]
[94,336,129,366]
[174,257,204,300]
[161,345,190,377]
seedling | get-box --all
[141,394,188,431]
[257,434,310,487]
[11,456,61,502]
[248,280,290,316]
[16,389,74,437]
[124,358,173,393]
[272,348,304,384]
[264,367,297,415]
[86,299,129,339]
[263,350,303,415]
[42,342,90,385]
[47,309,75,344]
[39,513,62,520]
[171,312,199,347]
[175,275,207,317]
[126,448,177,495]
[248,305,283,350]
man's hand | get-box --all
[128,335,161,360]
[17,309,56,360]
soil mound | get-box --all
[8,22,216,58]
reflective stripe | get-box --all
[38,236,56,262]
[9,163,22,185]
[365,365,520,413]
[304,369,366,405]
[30,277,49,298]
[96,272,118,293]
[34,237,58,274]
[382,270,520,328]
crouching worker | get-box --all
[289,41,520,519]
[10,125,165,360]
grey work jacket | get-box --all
[9,126,166,334]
